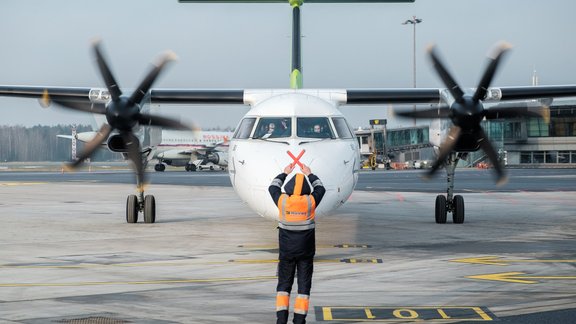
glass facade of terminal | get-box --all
[502,105,576,140]
[387,127,429,148]
[500,103,576,165]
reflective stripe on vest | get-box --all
[278,194,316,231]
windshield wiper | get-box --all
[298,138,333,145]
[252,137,290,145]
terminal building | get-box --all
[355,119,434,169]
[355,99,576,168]
[500,99,576,166]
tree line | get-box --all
[0,125,120,162]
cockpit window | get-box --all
[233,117,256,139]
[332,117,353,139]
[297,117,334,139]
[254,117,292,138]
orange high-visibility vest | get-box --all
[278,194,316,231]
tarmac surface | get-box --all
[0,167,575,323]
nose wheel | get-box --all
[126,193,156,224]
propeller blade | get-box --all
[93,40,122,101]
[66,124,112,169]
[425,126,461,179]
[137,113,194,130]
[475,127,508,185]
[52,99,107,114]
[428,45,464,102]
[484,105,548,120]
[122,132,145,191]
[129,51,177,106]
[473,42,512,102]
[395,106,451,119]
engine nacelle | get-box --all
[106,134,129,153]
[207,151,228,166]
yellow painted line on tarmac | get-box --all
[238,244,371,249]
[1,257,382,269]
[316,306,494,321]
[0,260,234,269]
[0,275,277,287]
[0,182,47,186]
[467,272,576,284]
[229,258,382,264]
[451,256,576,266]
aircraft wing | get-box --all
[0,85,91,100]
[345,86,576,104]
[492,85,576,101]
[150,89,245,104]
[3,85,576,108]
[0,85,108,113]
[150,86,576,106]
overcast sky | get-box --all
[1,0,575,129]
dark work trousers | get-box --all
[277,257,313,324]
[277,256,313,294]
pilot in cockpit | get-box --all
[262,122,276,139]
[313,124,322,134]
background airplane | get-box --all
[153,130,231,172]
[58,128,231,172]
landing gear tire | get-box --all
[154,163,166,172]
[186,163,197,172]
[452,195,465,224]
[126,194,139,223]
[435,195,447,224]
[144,195,156,224]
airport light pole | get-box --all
[402,16,422,126]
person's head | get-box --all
[283,173,311,196]
[313,124,321,133]
[268,123,275,133]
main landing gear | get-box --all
[185,163,197,172]
[154,163,166,172]
[434,152,465,224]
[126,189,156,224]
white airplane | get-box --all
[153,130,231,172]
[1,0,576,225]
[57,129,231,172]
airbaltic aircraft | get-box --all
[1,0,576,225]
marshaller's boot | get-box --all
[293,313,306,324]
[276,310,289,324]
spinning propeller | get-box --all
[50,40,192,190]
[397,43,546,185]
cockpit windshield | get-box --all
[253,117,292,139]
[297,117,334,139]
[332,117,353,139]
[233,117,256,139]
